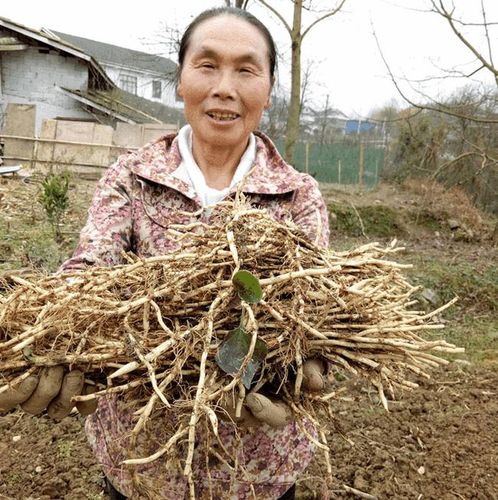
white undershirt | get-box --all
[172,125,256,208]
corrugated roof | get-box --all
[61,87,185,125]
[52,31,176,79]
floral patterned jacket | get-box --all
[61,131,329,499]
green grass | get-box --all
[57,439,74,459]
[327,202,452,240]
[402,253,498,366]
[405,256,498,315]
[0,222,73,273]
[426,317,498,365]
[329,203,407,238]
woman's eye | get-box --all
[240,68,253,74]
[201,63,215,69]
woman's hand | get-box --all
[220,359,330,429]
[220,392,292,429]
[302,358,328,392]
[0,367,97,420]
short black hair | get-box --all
[177,7,277,84]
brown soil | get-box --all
[1,366,496,499]
[301,366,498,499]
[1,175,497,499]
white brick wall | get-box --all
[103,64,182,109]
[1,47,90,133]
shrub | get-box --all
[39,170,70,241]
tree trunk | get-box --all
[284,0,302,163]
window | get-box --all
[119,74,137,95]
[152,80,162,99]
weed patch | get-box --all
[406,256,498,315]
[329,203,407,238]
[425,318,498,366]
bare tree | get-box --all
[256,0,346,162]
[430,0,498,87]
[260,84,289,138]
[225,0,250,8]
[374,1,498,123]
[374,1,498,212]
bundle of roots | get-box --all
[0,201,461,497]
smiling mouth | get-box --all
[207,111,240,121]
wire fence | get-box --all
[275,140,386,190]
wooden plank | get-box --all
[0,134,133,149]
[0,44,29,51]
[1,104,35,166]
[0,165,21,175]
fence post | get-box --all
[338,159,341,185]
[358,143,365,191]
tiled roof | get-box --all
[52,31,176,79]
[0,16,113,89]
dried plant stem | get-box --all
[0,202,462,497]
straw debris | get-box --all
[0,201,462,498]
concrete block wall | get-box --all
[1,47,90,133]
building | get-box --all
[344,119,379,135]
[0,16,183,135]
[51,31,180,109]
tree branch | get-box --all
[481,0,496,73]
[432,0,498,84]
[256,0,292,34]
[373,27,498,124]
[302,0,347,39]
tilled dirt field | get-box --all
[1,176,497,499]
[0,366,496,499]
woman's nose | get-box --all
[212,70,236,99]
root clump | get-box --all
[0,202,461,498]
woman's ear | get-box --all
[264,91,272,109]
[177,80,184,100]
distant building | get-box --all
[344,119,378,135]
[51,31,180,109]
[0,16,183,134]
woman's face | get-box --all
[177,15,273,151]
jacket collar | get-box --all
[129,131,303,200]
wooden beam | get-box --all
[58,88,137,124]
[0,44,29,51]
[1,155,108,169]
[0,134,138,150]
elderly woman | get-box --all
[0,7,329,499]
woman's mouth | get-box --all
[206,111,240,121]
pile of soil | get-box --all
[1,366,496,499]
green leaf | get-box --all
[232,270,263,304]
[22,347,34,362]
[215,327,268,389]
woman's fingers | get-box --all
[245,393,292,428]
[218,393,260,427]
[47,370,85,420]
[75,384,99,417]
[21,366,65,415]
[302,359,326,392]
[0,376,39,413]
